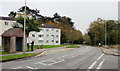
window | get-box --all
[38,40,43,43]
[32,34,35,37]
[40,29,44,31]
[56,41,59,43]
[52,40,54,42]
[38,35,43,37]
[46,35,49,37]
[5,22,8,25]
[56,30,59,32]
[56,35,59,37]
[46,40,49,43]
[52,29,54,31]
[46,29,49,31]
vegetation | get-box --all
[8,6,83,44]
[0,53,36,61]
[66,45,80,48]
[0,52,11,55]
[33,45,66,49]
[84,18,120,46]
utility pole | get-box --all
[105,21,107,47]
[23,0,27,53]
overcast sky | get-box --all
[0,0,119,34]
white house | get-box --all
[29,23,61,45]
[0,17,16,46]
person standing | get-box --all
[27,37,30,51]
[31,41,34,51]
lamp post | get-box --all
[105,21,107,47]
[23,0,27,53]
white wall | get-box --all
[0,20,15,46]
[29,28,61,45]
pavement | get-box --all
[100,47,120,56]
[2,46,119,70]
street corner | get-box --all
[100,47,120,56]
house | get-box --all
[29,23,61,45]
[1,28,27,52]
[0,16,16,46]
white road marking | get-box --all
[12,66,22,69]
[97,59,105,69]
[35,51,47,57]
[88,53,104,69]
[88,61,97,69]
[26,66,34,69]
[97,54,104,60]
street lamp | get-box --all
[23,0,27,53]
[105,21,107,47]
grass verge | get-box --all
[0,52,11,54]
[0,53,37,62]
[66,45,80,48]
[34,45,66,49]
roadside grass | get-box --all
[66,45,80,48]
[0,52,11,54]
[0,53,37,61]
[34,45,66,49]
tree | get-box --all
[8,11,16,18]
[83,33,91,45]
[15,16,40,36]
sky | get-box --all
[0,0,119,34]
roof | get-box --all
[1,28,25,37]
[39,23,58,28]
[0,16,15,21]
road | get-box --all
[2,46,119,70]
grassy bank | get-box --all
[66,45,80,48]
[0,52,11,55]
[34,45,66,49]
[0,53,37,62]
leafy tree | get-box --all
[83,33,91,45]
[15,16,40,36]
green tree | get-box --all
[15,16,40,36]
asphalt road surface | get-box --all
[2,46,119,70]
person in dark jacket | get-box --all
[31,41,34,51]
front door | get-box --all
[16,37,22,51]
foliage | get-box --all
[15,16,40,36]
[87,18,120,45]
[83,34,91,45]
[33,45,66,49]
[8,6,83,44]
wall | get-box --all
[0,20,15,46]
[29,28,61,45]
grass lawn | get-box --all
[0,52,11,55]
[34,45,66,49]
[0,53,37,61]
[66,45,80,48]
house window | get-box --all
[52,40,54,42]
[46,35,49,37]
[52,29,54,31]
[38,35,43,37]
[56,30,59,32]
[46,29,49,31]
[5,22,8,25]
[46,40,49,43]
[32,34,35,37]
[38,40,43,43]
[56,35,59,37]
[56,41,59,43]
